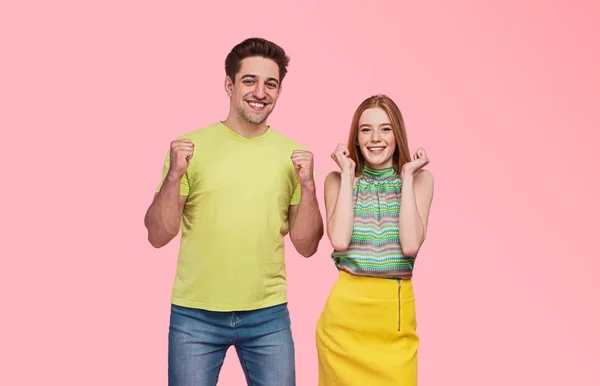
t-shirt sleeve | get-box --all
[155,150,190,196]
[290,181,301,206]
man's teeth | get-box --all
[249,102,265,108]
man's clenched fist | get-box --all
[291,150,314,187]
[168,139,194,179]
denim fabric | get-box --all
[168,302,295,386]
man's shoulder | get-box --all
[175,122,223,141]
[269,128,309,151]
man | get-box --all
[144,37,324,386]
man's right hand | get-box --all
[167,139,195,180]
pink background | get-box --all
[2,0,599,384]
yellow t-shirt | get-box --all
[156,122,307,311]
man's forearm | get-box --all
[290,183,324,257]
[144,175,184,248]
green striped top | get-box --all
[331,166,415,279]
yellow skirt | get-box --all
[316,270,419,385]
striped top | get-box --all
[332,166,415,279]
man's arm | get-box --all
[144,178,188,248]
[289,150,324,257]
[288,182,324,257]
[144,139,194,248]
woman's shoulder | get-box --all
[413,169,434,184]
[410,169,434,196]
[325,170,342,180]
[325,171,359,187]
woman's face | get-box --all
[357,107,396,169]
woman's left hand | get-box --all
[401,148,429,179]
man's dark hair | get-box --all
[225,38,290,84]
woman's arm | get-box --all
[324,170,356,251]
[398,169,434,256]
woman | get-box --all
[316,94,434,385]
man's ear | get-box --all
[225,76,233,97]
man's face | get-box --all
[226,56,281,125]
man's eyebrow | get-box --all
[240,74,279,85]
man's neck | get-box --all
[222,114,269,139]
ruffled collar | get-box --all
[362,166,397,180]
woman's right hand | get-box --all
[331,143,356,174]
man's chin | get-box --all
[241,110,270,125]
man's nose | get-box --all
[252,83,265,99]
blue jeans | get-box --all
[168,302,296,386]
